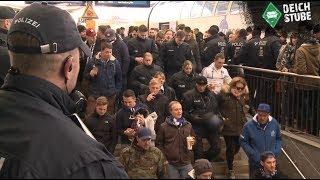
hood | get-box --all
[252,114,273,123]
[300,43,320,57]
[95,52,116,61]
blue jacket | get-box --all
[85,53,122,98]
[240,114,282,166]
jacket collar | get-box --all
[166,115,188,126]
[95,52,116,61]
[252,114,273,130]
[252,114,272,122]
[0,28,8,35]
[1,73,76,115]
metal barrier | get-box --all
[225,64,320,137]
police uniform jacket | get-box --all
[0,28,10,86]
[129,64,163,96]
[160,39,195,76]
[237,36,261,68]
[257,35,281,70]
[229,37,247,65]
[168,71,199,101]
[127,37,159,73]
[201,34,227,67]
[182,88,219,126]
[0,73,127,178]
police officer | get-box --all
[127,24,159,75]
[227,29,247,77]
[228,29,247,65]
[0,6,15,86]
[237,26,262,68]
[182,76,222,162]
[169,60,199,101]
[160,30,195,78]
[0,2,127,178]
[201,25,227,68]
[129,52,163,96]
[184,26,202,73]
[257,26,282,70]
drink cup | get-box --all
[187,136,194,150]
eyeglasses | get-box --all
[235,86,245,91]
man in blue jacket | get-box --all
[240,103,282,178]
[85,41,122,115]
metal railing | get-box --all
[224,64,320,137]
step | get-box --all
[202,138,249,161]
[214,173,249,179]
[212,160,249,175]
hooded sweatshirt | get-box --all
[240,114,282,166]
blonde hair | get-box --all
[229,77,247,88]
[182,60,193,68]
[149,78,160,86]
[96,96,108,106]
[168,101,181,112]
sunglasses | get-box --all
[235,86,245,91]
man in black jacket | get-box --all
[129,52,163,96]
[0,6,15,86]
[85,96,118,154]
[139,78,170,133]
[160,30,195,78]
[182,76,221,162]
[116,90,149,146]
[153,71,176,102]
[201,25,227,68]
[0,2,127,178]
[127,25,159,75]
[254,151,286,179]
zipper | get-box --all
[178,127,181,162]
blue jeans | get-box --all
[167,164,193,179]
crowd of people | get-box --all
[0,2,319,179]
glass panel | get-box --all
[215,1,229,15]
[230,1,243,15]
[202,1,216,17]
[150,1,183,21]
[180,1,195,19]
[190,1,205,18]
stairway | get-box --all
[202,138,249,179]
[113,137,250,179]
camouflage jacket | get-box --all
[119,143,167,179]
